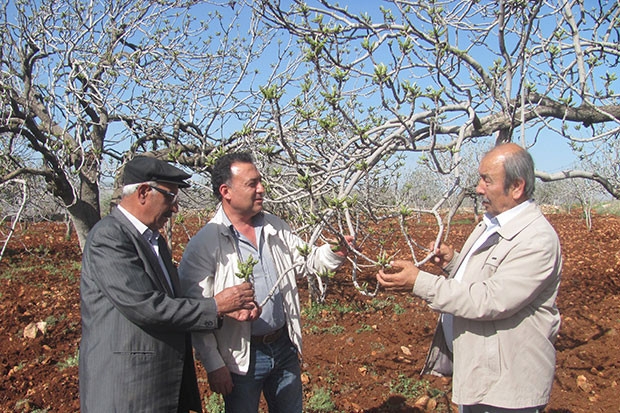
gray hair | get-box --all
[503,149,535,199]
[121,181,157,198]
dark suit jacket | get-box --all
[79,207,219,412]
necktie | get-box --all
[147,230,176,295]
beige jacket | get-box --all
[178,206,345,375]
[413,202,562,408]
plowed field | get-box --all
[1,210,618,412]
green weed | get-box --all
[302,301,361,321]
[0,261,79,283]
[325,324,345,335]
[302,302,331,321]
[356,323,374,333]
[306,386,335,412]
[304,324,345,335]
[14,399,49,413]
[203,393,224,413]
[44,315,58,328]
[57,349,79,371]
[388,373,430,400]
[392,303,406,315]
[368,296,395,311]
[0,265,30,280]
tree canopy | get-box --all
[2,0,620,257]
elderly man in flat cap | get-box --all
[79,156,259,413]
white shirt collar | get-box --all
[483,199,532,228]
[117,205,155,240]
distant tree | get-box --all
[534,180,573,211]
[0,179,27,261]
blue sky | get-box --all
[529,133,580,173]
[5,0,596,176]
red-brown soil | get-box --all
[0,211,618,412]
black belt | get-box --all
[251,326,286,345]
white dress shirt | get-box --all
[117,205,175,294]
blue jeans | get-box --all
[224,333,302,413]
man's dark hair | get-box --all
[211,152,255,201]
[503,147,536,199]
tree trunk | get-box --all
[66,160,102,251]
[68,198,101,251]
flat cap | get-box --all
[123,156,191,188]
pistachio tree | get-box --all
[3,0,620,298]
[0,0,273,248]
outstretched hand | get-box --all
[376,259,419,290]
[214,282,256,314]
[428,241,454,268]
[329,235,356,258]
[225,300,262,322]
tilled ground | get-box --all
[1,211,618,412]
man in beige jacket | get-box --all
[377,143,562,413]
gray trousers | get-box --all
[460,405,544,413]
